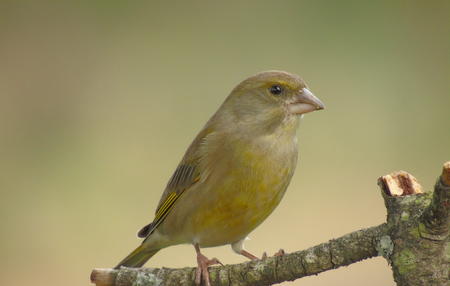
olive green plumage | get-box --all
[116,70,324,269]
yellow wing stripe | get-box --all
[154,192,178,222]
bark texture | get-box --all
[378,166,450,285]
[91,162,450,286]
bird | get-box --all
[115,70,325,286]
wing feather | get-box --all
[137,127,214,238]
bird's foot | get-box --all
[262,249,285,259]
[274,248,286,257]
[194,246,223,286]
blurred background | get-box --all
[1,1,449,285]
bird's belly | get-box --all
[188,165,293,247]
[192,192,281,247]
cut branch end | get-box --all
[91,268,116,286]
[378,171,423,197]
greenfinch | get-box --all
[115,70,325,285]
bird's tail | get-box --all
[115,244,160,269]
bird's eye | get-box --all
[269,85,283,95]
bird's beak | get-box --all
[287,88,325,115]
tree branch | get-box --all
[378,163,450,285]
[91,224,388,286]
[91,162,450,286]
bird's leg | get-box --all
[232,239,260,261]
[241,249,285,260]
[239,249,259,260]
[232,239,285,261]
[194,243,222,286]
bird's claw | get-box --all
[274,249,285,257]
[195,253,222,286]
[261,249,285,259]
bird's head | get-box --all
[219,70,324,134]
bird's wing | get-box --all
[137,127,214,238]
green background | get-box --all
[1,1,449,285]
